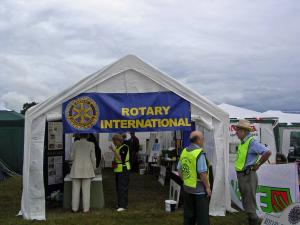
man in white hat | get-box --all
[234,119,272,225]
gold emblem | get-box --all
[65,96,99,130]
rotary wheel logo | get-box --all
[65,96,99,130]
[288,205,300,224]
[181,158,191,179]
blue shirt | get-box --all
[177,144,208,194]
[243,133,270,168]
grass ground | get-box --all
[0,170,248,225]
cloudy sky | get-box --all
[1,0,299,112]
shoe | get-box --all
[117,208,126,212]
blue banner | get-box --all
[62,92,191,133]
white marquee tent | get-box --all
[20,55,232,220]
[260,110,300,125]
[218,103,262,119]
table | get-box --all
[63,174,105,210]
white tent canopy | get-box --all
[260,110,300,125]
[218,103,262,119]
[20,55,232,220]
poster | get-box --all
[229,163,299,217]
[48,156,63,185]
[48,122,63,150]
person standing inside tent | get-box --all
[110,134,130,212]
[87,134,102,169]
[234,119,272,225]
[129,132,140,172]
[70,133,96,213]
[178,131,211,225]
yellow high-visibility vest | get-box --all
[114,144,131,173]
[179,148,208,188]
[235,136,255,171]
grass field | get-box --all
[0,170,248,225]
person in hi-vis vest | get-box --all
[178,131,211,225]
[110,134,131,212]
[235,119,272,225]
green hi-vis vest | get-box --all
[179,148,207,189]
[114,144,131,173]
[235,135,254,171]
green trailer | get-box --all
[0,110,24,174]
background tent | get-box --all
[20,55,232,220]
[0,109,24,174]
[261,110,300,125]
[218,103,262,119]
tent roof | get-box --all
[0,111,24,121]
[260,110,300,125]
[218,103,262,119]
[26,55,228,122]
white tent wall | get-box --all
[20,55,231,220]
[281,128,300,157]
[260,123,277,163]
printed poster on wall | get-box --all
[48,122,63,150]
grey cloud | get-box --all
[0,0,299,112]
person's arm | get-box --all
[90,143,96,169]
[199,172,211,197]
[253,150,272,171]
[109,145,122,161]
[251,141,272,171]
[69,143,75,161]
[119,145,128,164]
[197,154,211,197]
[177,161,182,179]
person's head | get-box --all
[189,131,204,147]
[155,138,159,143]
[112,134,124,147]
[234,119,252,140]
[122,133,127,140]
[73,133,80,141]
[130,132,135,137]
[79,133,89,140]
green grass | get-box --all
[0,170,248,225]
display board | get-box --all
[62,92,191,133]
[44,121,64,197]
[229,163,299,217]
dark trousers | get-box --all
[130,152,139,172]
[183,191,210,225]
[115,168,130,208]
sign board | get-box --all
[261,203,300,225]
[229,163,299,217]
[63,92,191,133]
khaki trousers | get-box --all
[237,171,258,221]
[72,178,91,212]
